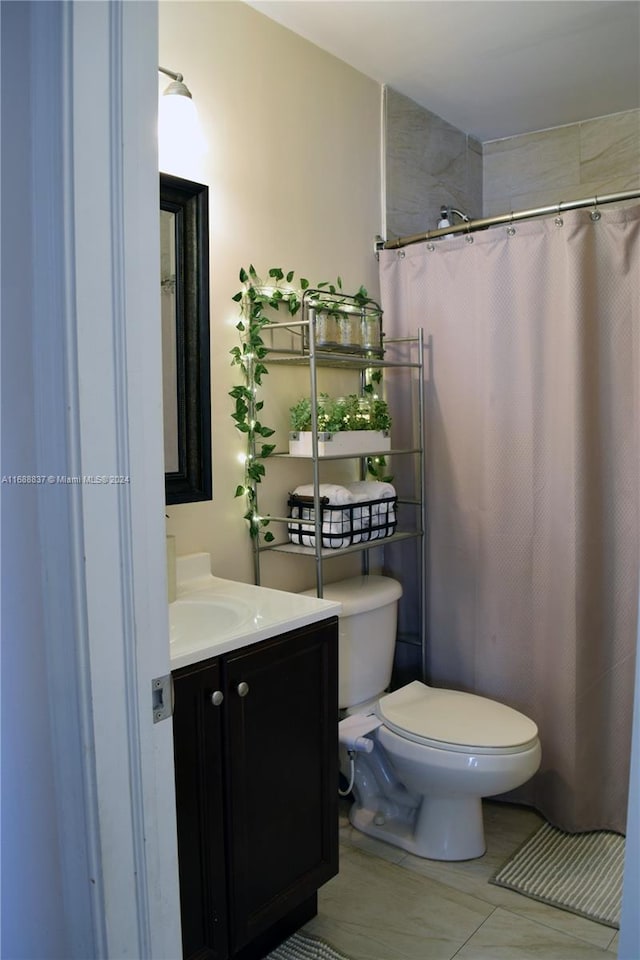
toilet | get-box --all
[309,574,541,861]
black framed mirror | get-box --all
[160,173,212,504]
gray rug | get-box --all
[267,932,351,960]
[490,821,625,929]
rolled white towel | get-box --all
[352,498,396,541]
[290,502,353,548]
[345,480,396,500]
[349,489,373,504]
[292,483,354,505]
[298,510,352,548]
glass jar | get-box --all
[316,395,331,432]
[314,310,338,348]
[357,396,372,429]
[336,313,358,350]
[332,397,347,431]
[361,311,382,353]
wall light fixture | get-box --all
[158,66,206,174]
[159,66,194,101]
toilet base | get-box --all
[349,793,486,861]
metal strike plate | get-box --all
[152,674,173,723]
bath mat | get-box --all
[266,931,351,960]
[490,821,625,928]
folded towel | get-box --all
[297,533,355,548]
[350,499,396,541]
[289,501,355,548]
[292,483,353,505]
[345,480,396,500]
[296,515,355,548]
[289,481,397,548]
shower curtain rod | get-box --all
[377,188,640,251]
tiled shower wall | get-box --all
[483,108,640,216]
[385,87,483,241]
[385,86,639,235]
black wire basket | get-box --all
[287,493,397,548]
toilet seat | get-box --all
[377,681,539,755]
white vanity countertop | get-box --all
[169,552,341,670]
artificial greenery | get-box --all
[229,265,302,541]
[230,265,389,540]
[289,392,391,433]
[288,397,315,432]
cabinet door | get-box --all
[223,619,339,952]
[173,659,229,960]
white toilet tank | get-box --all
[302,575,403,709]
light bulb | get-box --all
[158,92,207,175]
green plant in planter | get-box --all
[289,391,391,434]
[288,397,313,432]
[370,398,392,432]
[289,395,337,432]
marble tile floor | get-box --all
[302,800,620,960]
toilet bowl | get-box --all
[351,680,540,860]
[305,575,541,861]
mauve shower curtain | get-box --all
[379,204,640,834]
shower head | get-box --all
[438,209,452,229]
[439,205,470,228]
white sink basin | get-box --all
[170,595,253,646]
[168,554,341,669]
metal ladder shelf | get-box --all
[246,288,427,660]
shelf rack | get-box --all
[245,288,427,661]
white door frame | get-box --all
[21,0,639,956]
[30,1,181,955]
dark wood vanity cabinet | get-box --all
[172,657,229,959]
[172,617,339,960]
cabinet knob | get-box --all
[237,681,250,698]
[210,690,224,707]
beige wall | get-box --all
[160,1,382,589]
[483,109,640,216]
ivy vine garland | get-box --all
[230,266,381,541]
[230,265,310,541]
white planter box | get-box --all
[288,430,391,457]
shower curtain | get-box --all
[379,204,640,834]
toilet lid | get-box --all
[377,681,538,751]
